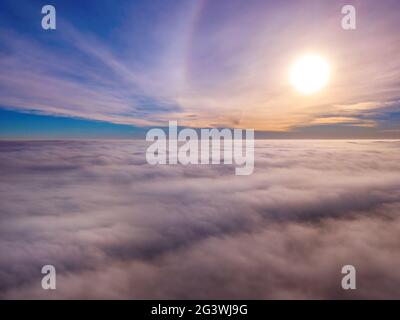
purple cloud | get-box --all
[1,140,400,298]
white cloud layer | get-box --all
[1,140,400,299]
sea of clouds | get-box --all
[0,140,400,299]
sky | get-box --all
[0,0,399,138]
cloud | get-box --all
[1,140,400,299]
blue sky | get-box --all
[0,0,399,138]
[0,108,147,139]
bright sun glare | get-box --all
[290,54,330,95]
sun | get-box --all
[290,54,330,95]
